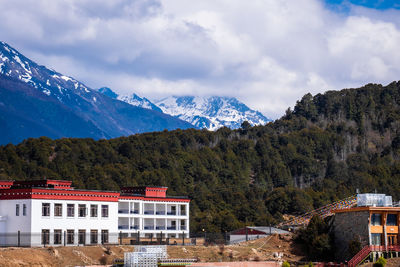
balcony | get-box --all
[130,225,139,230]
[118,209,129,214]
[167,212,176,215]
[118,225,129,230]
[167,226,176,230]
[144,226,154,230]
[144,210,154,215]
[156,211,165,215]
[156,226,165,230]
[130,210,139,214]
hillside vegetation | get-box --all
[1,81,400,232]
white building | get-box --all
[0,180,190,246]
[118,186,190,239]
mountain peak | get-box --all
[155,95,271,130]
[98,87,118,99]
[0,41,195,144]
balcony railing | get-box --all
[156,211,165,215]
[180,226,186,230]
[167,212,176,215]
[144,226,154,230]
[156,226,166,230]
[130,210,139,214]
[118,225,129,230]
[130,225,139,230]
[167,226,176,230]
[144,210,154,215]
[118,209,129,214]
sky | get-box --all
[1,0,400,119]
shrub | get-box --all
[99,255,108,265]
[308,262,314,267]
[282,261,290,267]
[373,256,387,267]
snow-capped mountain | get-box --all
[155,96,271,130]
[0,41,93,103]
[97,87,162,113]
[118,94,162,113]
[96,87,272,130]
[0,41,193,144]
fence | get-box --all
[0,231,246,247]
[0,229,288,247]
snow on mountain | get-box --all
[0,41,194,144]
[0,41,92,104]
[97,87,163,113]
[155,96,271,130]
[117,94,162,113]
[98,87,118,99]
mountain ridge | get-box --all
[0,41,194,144]
[96,86,271,130]
[1,80,400,233]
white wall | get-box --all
[29,199,118,246]
[0,199,32,246]
[118,200,190,237]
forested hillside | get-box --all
[1,81,400,233]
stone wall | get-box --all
[332,211,370,261]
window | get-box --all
[90,230,98,244]
[67,230,74,244]
[387,214,397,226]
[41,229,50,245]
[23,204,26,216]
[78,230,86,245]
[54,229,62,245]
[42,203,50,216]
[371,233,382,245]
[54,203,62,217]
[180,205,186,215]
[16,204,19,216]
[67,204,75,217]
[371,213,382,226]
[101,230,109,244]
[90,205,98,217]
[78,204,86,217]
[101,205,108,218]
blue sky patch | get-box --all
[324,0,400,11]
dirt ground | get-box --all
[361,257,400,267]
[168,234,303,263]
[0,234,302,266]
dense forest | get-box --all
[1,81,400,233]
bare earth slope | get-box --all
[0,234,302,266]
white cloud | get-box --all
[1,0,400,119]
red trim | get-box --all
[0,189,189,202]
[0,181,13,189]
[0,188,119,202]
[121,186,168,197]
[13,180,72,189]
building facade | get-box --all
[333,193,399,261]
[118,186,190,239]
[0,180,190,247]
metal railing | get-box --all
[118,209,129,214]
[348,245,400,267]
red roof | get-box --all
[0,188,119,202]
[121,186,168,198]
[0,180,190,202]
